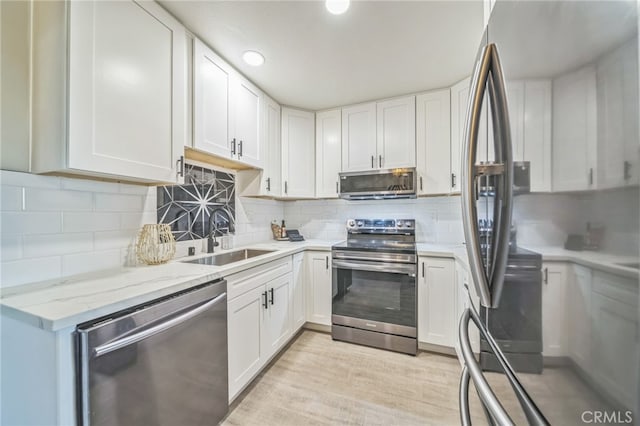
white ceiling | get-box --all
[159,1,484,111]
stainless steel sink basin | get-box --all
[183,249,275,266]
[615,262,640,269]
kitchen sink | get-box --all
[615,262,640,269]
[183,249,275,266]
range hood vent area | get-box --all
[339,168,417,201]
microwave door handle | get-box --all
[485,44,514,308]
[461,43,493,308]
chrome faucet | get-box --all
[207,218,220,254]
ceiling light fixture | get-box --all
[242,50,265,67]
[325,0,350,15]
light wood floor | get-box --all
[222,330,609,426]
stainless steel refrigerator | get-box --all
[458,1,639,424]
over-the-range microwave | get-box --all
[339,168,417,200]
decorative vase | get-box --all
[136,224,176,265]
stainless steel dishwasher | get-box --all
[75,279,228,426]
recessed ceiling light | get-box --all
[326,0,350,15]
[242,50,265,67]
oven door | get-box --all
[332,258,417,338]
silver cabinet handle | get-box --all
[379,155,382,168]
[451,173,456,189]
[238,140,243,158]
[284,181,288,194]
[266,177,271,192]
[177,155,185,178]
[589,167,593,185]
[230,138,237,156]
[544,267,548,284]
[326,256,329,269]
[336,181,339,193]
[461,43,513,309]
[624,161,632,181]
[93,292,226,358]
[420,176,423,191]
[371,155,375,168]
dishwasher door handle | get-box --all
[93,292,227,358]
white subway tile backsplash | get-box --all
[25,188,93,211]
[119,183,153,195]
[94,230,136,251]
[23,233,93,258]
[62,250,122,276]
[61,177,120,194]
[120,212,156,231]
[0,170,61,189]
[94,194,143,212]
[1,235,23,261]
[2,212,62,235]
[63,212,120,233]
[1,186,24,211]
[1,256,62,288]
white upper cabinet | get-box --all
[31,0,186,184]
[193,39,231,159]
[552,66,597,192]
[376,96,416,169]
[449,78,471,193]
[341,102,377,172]
[416,89,451,195]
[231,75,261,168]
[316,109,342,198]
[596,39,639,188]
[263,96,282,196]
[282,107,315,198]
[192,38,262,168]
[342,97,416,172]
[523,81,552,192]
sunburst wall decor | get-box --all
[157,164,235,241]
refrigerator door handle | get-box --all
[458,303,550,426]
[461,43,513,308]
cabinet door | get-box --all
[376,96,416,169]
[418,257,456,347]
[282,107,315,198]
[449,78,470,193]
[228,285,266,400]
[306,252,332,325]
[263,95,282,196]
[291,253,306,331]
[416,90,451,195]
[541,263,567,356]
[193,38,231,159]
[454,262,480,356]
[591,293,638,409]
[552,66,597,191]
[568,265,592,371]
[263,274,293,358]
[524,81,552,192]
[231,75,261,168]
[341,103,377,172]
[316,109,342,198]
[622,40,639,186]
[507,82,525,162]
[67,1,185,183]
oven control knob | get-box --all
[347,219,355,228]
[356,221,364,227]
[397,221,404,227]
[405,221,413,228]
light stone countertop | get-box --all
[0,239,337,332]
[3,238,636,333]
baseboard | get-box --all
[418,341,456,356]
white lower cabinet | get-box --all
[541,262,568,357]
[590,271,639,410]
[305,251,332,326]
[291,252,306,331]
[227,258,294,401]
[418,257,456,347]
[567,264,593,371]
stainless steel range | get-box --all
[331,219,417,355]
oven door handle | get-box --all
[332,259,416,277]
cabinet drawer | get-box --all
[592,270,638,307]
[226,256,292,300]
